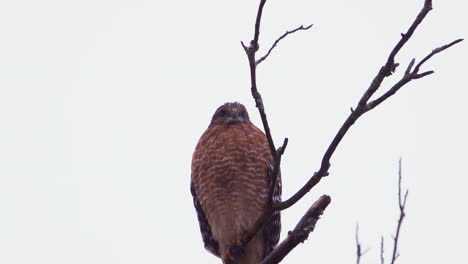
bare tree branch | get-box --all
[354,159,409,264]
[390,158,409,264]
[274,0,462,212]
[355,223,369,264]
[241,0,277,160]
[414,38,463,72]
[366,38,464,111]
[240,0,290,198]
[256,24,313,65]
[233,0,461,262]
[260,195,331,264]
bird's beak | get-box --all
[226,107,241,124]
[231,108,239,119]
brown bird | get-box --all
[191,102,281,264]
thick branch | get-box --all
[260,195,331,264]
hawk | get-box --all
[191,102,281,264]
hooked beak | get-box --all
[227,107,241,124]
[231,107,239,119]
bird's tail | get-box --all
[222,234,264,264]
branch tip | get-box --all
[257,23,314,65]
[414,70,434,79]
[241,41,248,52]
[278,138,289,155]
[405,58,416,75]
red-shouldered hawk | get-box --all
[191,102,281,264]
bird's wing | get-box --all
[190,181,220,257]
[262,164,282,258]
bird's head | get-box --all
[210,102,251,126]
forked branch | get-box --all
[274,0,462,212]
[355,159,409,264]
[366,38,463,111]
[390,159,409,264]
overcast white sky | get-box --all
[0,0,466,263]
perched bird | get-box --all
[191,102,281,264]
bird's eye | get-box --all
[218,110,227,117]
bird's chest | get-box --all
[193,125,271,209]
[208,136,263,190]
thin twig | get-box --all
[390,159,409,264]
[356,224,363,264]
[380,236,385,264]
[256,24,313,65]
[356,160,409,264]
[414,39,463,73]
[260,195,331,264]
[355,223,370,264]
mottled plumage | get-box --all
[191,102,281,264]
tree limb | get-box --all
[260,195,331,264]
